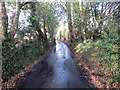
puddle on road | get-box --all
[55,41,67,59]
[49,41,74,87]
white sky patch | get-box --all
[19,10,31,28]
[57,15,68,36]
[57,19,64,32]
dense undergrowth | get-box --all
[75,38,119,88]
[2,41,45,82]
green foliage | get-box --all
[2,41,42,82]
[35,2,58,31]
[2,2,58,84]
[73,2,119,86]
[76,36,119,86]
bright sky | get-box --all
[56,13,69,36]
[19,10,31,28]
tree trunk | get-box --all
[66,2,73,44]
[43,19,48,45]
[12,2,31,38]
[0,2,8,40]
[13,2,20,32]
[79,1,84,42]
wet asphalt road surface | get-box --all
[19,41,91,88]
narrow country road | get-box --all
[19,41,91,88]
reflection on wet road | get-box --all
[20,41,91,88]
